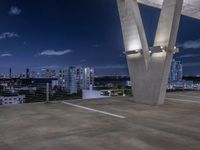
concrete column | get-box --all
[117,0,150,68]
[154,0,184,104]
[117,0,183,105]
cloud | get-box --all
[8,6,21,15]
[180,39,200,49]
[183,62,200,67]
[1,53,12,57]
[95,64,128,69]
[179,54,200,58]
[0,32,19,40]
[39,49,72,56]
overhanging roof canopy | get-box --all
[138,0,200,20]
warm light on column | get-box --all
[127,41,142,52]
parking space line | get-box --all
[62,101,126,119]
[166,98,200,104]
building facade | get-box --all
[58,67,94,94]
[67,66,78,94]
[83,67,94,90]
[76,67,84,91]
[41,69,56,78]
[0,95,25,105]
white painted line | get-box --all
[62,101,126,119]
[166,98,200,104]
[167,94,200,99]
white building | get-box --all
[83,67,94,90]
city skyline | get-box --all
[0,0,199,76]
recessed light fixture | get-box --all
[150,46,165,53]
[125,49,142,55]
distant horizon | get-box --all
[0,64,200,77]
[0,65,128,77]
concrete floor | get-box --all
[0,91,200,150]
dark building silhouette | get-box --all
[26,68,30,78]
[9,68,12,79]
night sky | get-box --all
[0,0,199,76]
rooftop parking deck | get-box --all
[0,91,200,150]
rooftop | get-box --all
[0,91,200,150]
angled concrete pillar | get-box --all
[117,0,183,105]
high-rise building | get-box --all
[67,66,77,94]
[169,59,183,83]
[58,68,68,90]
[76,67,84,91]
[83,67,94,90]
[57,66,95,93]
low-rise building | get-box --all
[0,95,25,105]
